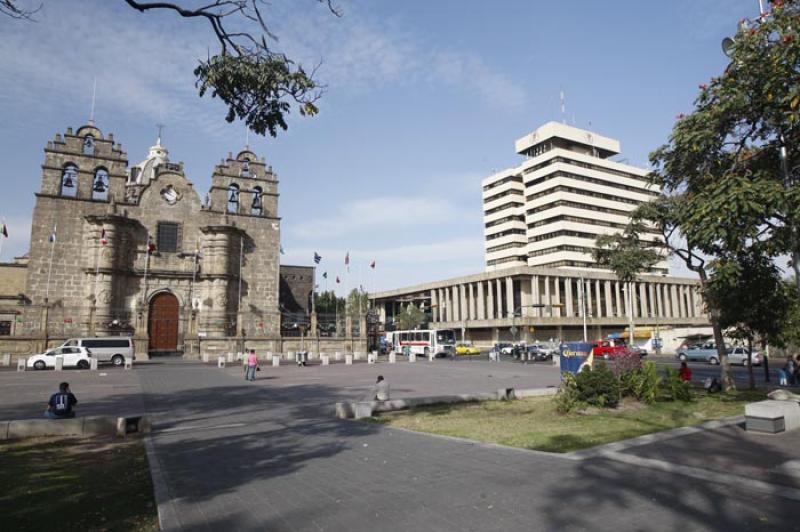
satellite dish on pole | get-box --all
[721,37,736,58]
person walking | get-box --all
[45,382,78,419]
[784,356,796,386]
[245,349,258,381]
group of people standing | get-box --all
[780,355,800,387]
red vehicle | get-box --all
[592,339,630,359]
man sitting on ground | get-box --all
[374,375,390,401]
[45,382,78,419]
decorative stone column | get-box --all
[198,225,244,338]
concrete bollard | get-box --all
[1,354,10,366]
[201,352,210,363]
[226,352,235,363]
[272,355,280,367]
[353,352,360,361]
[308,351,316,361]
[389,352,396,364]
[17,357,26,371]
[367,353,376,364]
[321,355,330,366]
[409,353,416,363]
[335,351,342,361]
[428,352,435,362]
[124,356,133,370]
[552,354,560,367]
[345,354,353,365]
[90,358,98,371]
[287,351,295,361]
[218,356,226,368]
[266,351,273,361]
[54,355,64,371]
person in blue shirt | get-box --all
[45,382,78,419]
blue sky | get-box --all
[0,0,760,293]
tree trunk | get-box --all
[699,269,736,391]
[747,335,755,390]
[792,249,800,301]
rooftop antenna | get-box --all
[560,87,566,125]
[156,123,165,146]
[88,77,97,126]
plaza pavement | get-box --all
[1,358,797,531]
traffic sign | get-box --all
[510,326,518,335]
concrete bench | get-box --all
[745,400,800,433]
[0,415,151,440]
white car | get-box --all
[726,347,761,366]
[27,346,92,370]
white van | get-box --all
[61,337,134,366]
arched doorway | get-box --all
[148,292,179,354]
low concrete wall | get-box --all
[335,387,558,419]
[0,415,151,440]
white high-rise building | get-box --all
[482,122,668,274]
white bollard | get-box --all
[267,351,273,361]
[1,354,10,366]
[287,351,295,361]
[90,358,98,370]
[345,354,353,365]
[272,355,280,367]
[335,351,342,361]
[428,353,435,362]
[201,352,210,363]
[308,351,316,361]
[321,355,330,366]
[124,356,133,370]
[17,357,26,371]
[218,356,226,368]
[54,355,64,371]
[367,353,376,364]
[227,352,235,363]
[409,353,416,363]
[389,352,396,364]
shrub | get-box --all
[611,349,643,377]
[554,372,583,414]
[661,367,693,402]
[619,361,661,404]
[575,362,619,408]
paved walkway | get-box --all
[1,359,796,530]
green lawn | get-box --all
[0,437,158,532]
[369,390,766,453]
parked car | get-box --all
[726,346,762,366]
[496,343,514,355]
[526,343,554,361]
[456,343,480,355]
[592,340,629,359]
[677,343,723,365]
[60,337,133,366]
[27,346,92,370]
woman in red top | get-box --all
[679,361,692,382]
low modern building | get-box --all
[483,122,668,273]
[371,266,707,348]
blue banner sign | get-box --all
[560,341,594,376]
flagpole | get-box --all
[45,223,57,303]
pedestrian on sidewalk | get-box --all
[373,375,390,401]
[784,356,796,386]
[678,361,692,382]
[245,349,258,381]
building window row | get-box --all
[529,229,603,243]
[528,244,593,258]
[528,214,662,237]
[485,214,525,229]
[486,255,526,267]
[486,228,526,241]
[482,175,522,192]
[522,155,650,183]
[527,199,632,218]
[486,241,526,254]
[525,170,659,198]
[484,188,523,205]
[526,185,643,206]
[485,201,524,216]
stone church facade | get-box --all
[0,122,357,360]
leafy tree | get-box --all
[314,290,343,314]
[346,288,369,316]
[4,0,340,137]
[396,304,426,331]
[648,0,800,299]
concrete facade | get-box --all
[371,266,708,346]
[483,121,669,273]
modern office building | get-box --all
[483,122,669,273]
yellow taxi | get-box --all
[455,343,480,355]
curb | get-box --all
[144,432,181,531]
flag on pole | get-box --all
[1,221,7,238]
[147,234,156,253]
[314,252,322,264]
[322,272,327,279]
[336,276,340,284]
[280,245,285,255]
[370,260,375,269]
[100,228,108,246]
[49,224,57,243]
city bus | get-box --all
[391,329,456,357]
